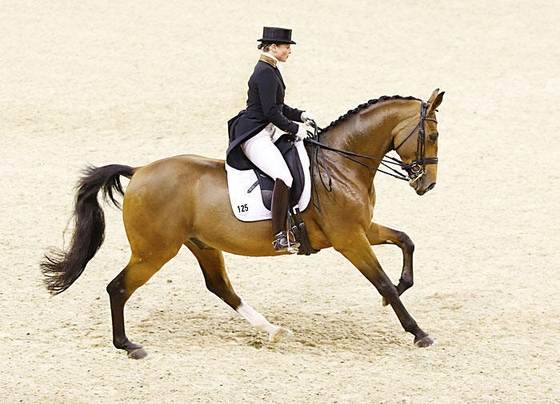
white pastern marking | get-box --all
[237,301,290,341]
[237,301,271,331]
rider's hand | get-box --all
[301,111,315,126]
[295,125,310,141]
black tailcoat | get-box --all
[226,55,303,169]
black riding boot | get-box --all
[271,179,299,253]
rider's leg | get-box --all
[241,129,299,252]
[270,178,298,252]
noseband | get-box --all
[393,101,438,183]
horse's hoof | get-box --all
[269,326,293,342]
[127,347,149,359]
[414,335,437,348]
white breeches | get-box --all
[241,124,308,188]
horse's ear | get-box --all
[427,89,444,113]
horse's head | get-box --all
[393,89,444,195]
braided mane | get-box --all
[321,95,421,133]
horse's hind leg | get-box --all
[185,241,292,342]
[106,252,177,359]
[366,222,415,305]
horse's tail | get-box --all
[41,164,137,295]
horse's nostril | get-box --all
[426,182,436,192]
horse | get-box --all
[41,89,444,359]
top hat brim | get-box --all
[257,37,296,45]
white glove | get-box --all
[301,111,315,126]
[295,125,310,141]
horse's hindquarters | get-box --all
[122,155,285,258]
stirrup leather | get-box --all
[273,231,300,253]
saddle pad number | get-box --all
[237,204,249,213]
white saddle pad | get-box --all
[226,159,311,222]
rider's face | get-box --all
[270,43,292,63]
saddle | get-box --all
[225,135,319,255]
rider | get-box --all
[226,26,314,253]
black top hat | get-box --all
[257,27,296,44]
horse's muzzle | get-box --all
[423,181,436,194]
[413,180,436,195]
[408,169,436,195]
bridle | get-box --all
[304,100,438,211]
[393,101,438,184]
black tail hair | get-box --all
[41,164,135,295]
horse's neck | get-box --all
[325,100,415,160]
[319,99,419,183]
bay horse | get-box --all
[41,89,444,359]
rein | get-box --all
[304,101,437,211]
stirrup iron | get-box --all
[273,230,299,254]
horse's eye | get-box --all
[428,133,438,142]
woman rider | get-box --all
[226,27,314,253]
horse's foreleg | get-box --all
[337,238,435,347]
[366,222,414,305]
[185,242,292,342]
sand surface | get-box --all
[1,1,559,402]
